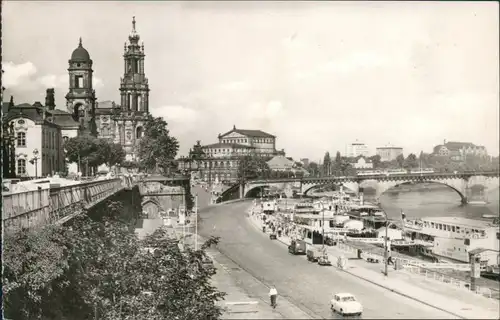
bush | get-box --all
[3,201,226,320]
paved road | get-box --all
[198,201,458,319]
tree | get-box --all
[404,153,418,169]
[333,151,342,176]
[395,154,405,168]
[308,161,319,177]
[369,155,381,169]
[323,152,331,176]
[3,200,226,320]
[64,136,96,165]
[138,115,179,174]
[237,155,270,180]
[65,137,125,174]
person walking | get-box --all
[269,286,278,308]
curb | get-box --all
[246,210,470,319]
[339,268,466,319]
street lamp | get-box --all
[30,149,40,179]
[378,203,389,277]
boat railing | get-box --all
[404,221,423,230]
[463,232,488,239]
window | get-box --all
[17,132,26,147]
[452,226,456,232]
[17,159,26,175]
[75,75,84,88]
[136,126,143,139]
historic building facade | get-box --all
[178,126,285,184]
[62,17,150,163]
[2,97,65,178]
[432,140,488,162]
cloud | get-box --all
[3,61,38,87]
[154,105,199,124]
[3,61,104,91]
[218,80,250,91]
[38,73,104,89]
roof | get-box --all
[4,105,54,126]
[202,142,254,149]
[220,126,276,138]
[443,141,484,151]
[267,155,295,168]
[423,217,496,229]
[469,248,499,255]
[376,146,402,150]
[335,293,355,298]
[71,39,91,61]
[49,111,80,129]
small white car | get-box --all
[330,293,363,316]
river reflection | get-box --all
[368,185,500,221]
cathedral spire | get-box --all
[79,37,82,47]
[128,16,140,43]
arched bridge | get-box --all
[219,171,500,204]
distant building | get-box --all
[376,145,403,162]
[300,158,310,167]
[347,140,370,158]
[432,140,488,162]
[350,157,373,170]
[267,155,296,171]
[2,100,65,178]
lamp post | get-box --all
[378,203,389,277]
[31,149,39,179]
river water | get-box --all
[369,185,500,221]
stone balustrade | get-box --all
[3,178,125,231]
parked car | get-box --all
[288,239,306,255]
[306,248,321,262]
[330,293,363,316]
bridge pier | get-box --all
[239,182,244,199]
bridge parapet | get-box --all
[3,178,125,231]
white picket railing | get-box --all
[404,265,497,300]
[337,242,498,301]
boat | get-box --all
[403,216,500,266]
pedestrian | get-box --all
[269,286,278,308]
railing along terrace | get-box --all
[2,178,124,230]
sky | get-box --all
[3,1,499,160]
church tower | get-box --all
[65,38,97,136]
[120,16,150,114]
[116,17,150,160]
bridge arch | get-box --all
[367,180,468,204]
[302,182,358,196]
[141,198,162,218]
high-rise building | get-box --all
[347,140,370,158]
